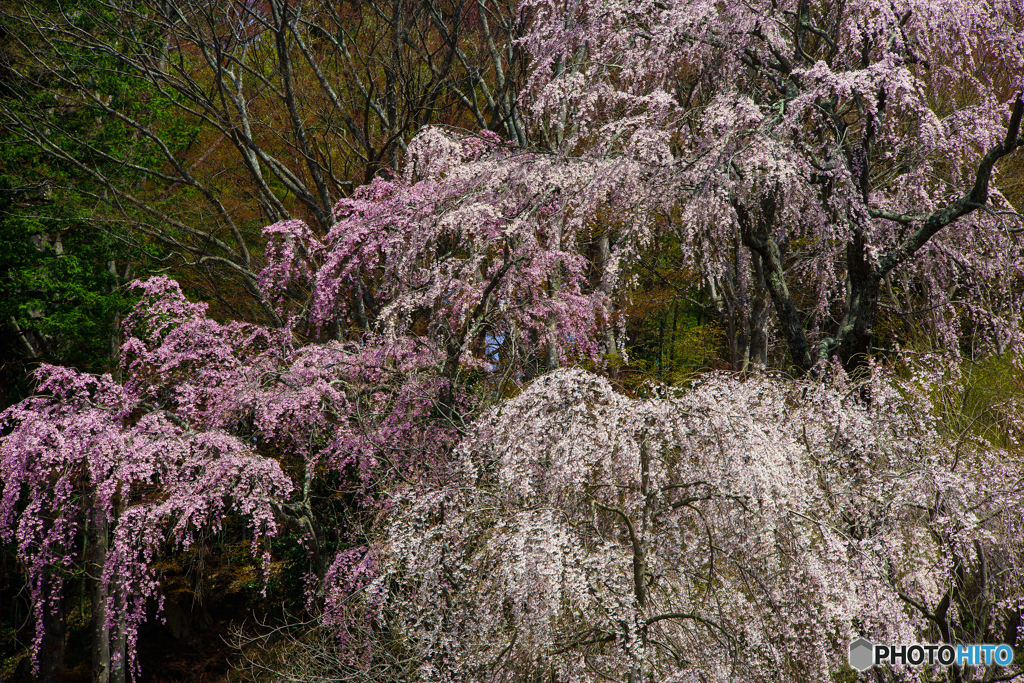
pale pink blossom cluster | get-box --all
[3,0,1024,677]
[512,0,1024,363]
[0,366,292,676]
[369,365,1024,681]
[0,278,460,675]
[259,128,661,371]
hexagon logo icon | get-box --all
[849,638,875,672]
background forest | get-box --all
[1,0,1023,681]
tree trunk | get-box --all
[735,195,814,374]
[834,233,882,375]
[111,602,127,683]
[88,517,111,683]
[745,252,771,370]
[87,513,126,683]
[545,217,564,372]
[596,233,622,380]
[38,572,66,683]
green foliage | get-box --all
[0,162,136,401]
[929,353,1024,454]
[0,0,176,404]
[830,663,859,683]
[0,624,28,682]
[626,301,724,382]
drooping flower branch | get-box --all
[368,365,1024,681]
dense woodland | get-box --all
[1,0,1023,681]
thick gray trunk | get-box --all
[87,514,125,683]
[88,517,111,683]
[38,573,66,683]
[744,251,771,370]
[111,607,126,683]
[834,234,881,374]
[706,274,739,367]
[735,194,814,374]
